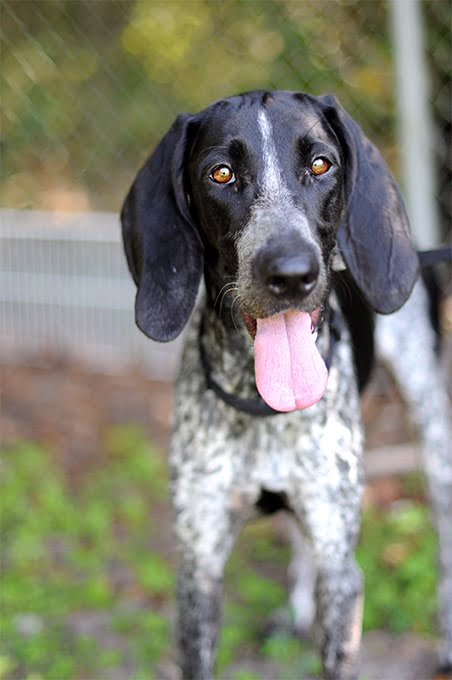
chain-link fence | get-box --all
[2,0,449,221]
[0,0,450,371]
[424,0,452,240]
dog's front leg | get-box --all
[173,497,244,680]
[170,454,246,680]
[287,516,362,680]
[176,553,223,680]
[290,409,364,679]
[314,556,363,680]
[289,498,363,680]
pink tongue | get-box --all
[254,310,328,412]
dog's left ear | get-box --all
[319,95,419,314]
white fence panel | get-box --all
[0,209,183,380]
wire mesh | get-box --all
[424,0,452,241]
[0,209,184,376]
[1,0,402,212]
[2,1,449,213]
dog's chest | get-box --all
[170,307,363,501]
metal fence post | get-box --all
[389,0,440,248]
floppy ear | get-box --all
[121,113,203,341]
[319,95,419,314]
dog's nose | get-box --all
[259,252,319,299]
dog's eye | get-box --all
[210,165,235,184]
[310,157,331,176]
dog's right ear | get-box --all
[121,113,204,342]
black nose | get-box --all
[257,252,320,299]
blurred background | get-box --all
[1,1,451,679]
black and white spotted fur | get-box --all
[121,90,451,679]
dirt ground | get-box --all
[1,352,451,679]
[0,356,417,485]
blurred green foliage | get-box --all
[1,0,395,212]
[1,429,172,679]
[1,429,438,679]
[357,501,438,634]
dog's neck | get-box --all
[200,297,258,400]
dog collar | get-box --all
[199,307,342,417]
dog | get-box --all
[121,90,451,679]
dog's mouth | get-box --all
[241,307,328,412]
[242,308,322,340]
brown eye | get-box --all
[310,157,331,176]
[210,165,235,184]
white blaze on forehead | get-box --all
[253,108,312,242]
[257,109,288,196]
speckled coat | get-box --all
[170,298,364,679]
[120,90,450,680]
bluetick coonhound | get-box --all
[121,90,451,679]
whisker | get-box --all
[219,284,238,319]
[230,293,244,332]
[214,281,237,309]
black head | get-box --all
[121,90,419,341]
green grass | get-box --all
[1,428,172,680]
[357,501,438,634]
[0,428,438,679]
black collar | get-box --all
[199,307,342,417]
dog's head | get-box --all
[122,90,419,346]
